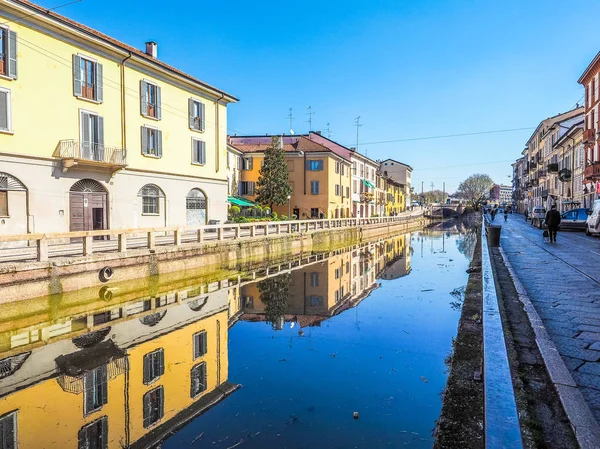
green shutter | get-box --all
[140,80,147,116]
[73,54,82,97]
[95,62,103,102]
[156,86,162,120]
[8,31,17,79]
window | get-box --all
[0,412,16,449]
[239,181,255,196]
[141,126,162,157]
[78,416,108,449]
[138,184,164,215]
[308,295,323,306]
[310,272,319,287]
[346,261,350,273]
[335,162,340,174]
[193,331,207,360]
[192,139,206,165]
[335,268,340,279]
[140,80,161,119]
[80,111,104,161]
[335,184,340,196]
[0,88,12,132]
[307,160,324,171]
[310,181,319,195]
[0,27,17,79]
[242,157,253,170]
[335,290,339,301]
[352,162,357,174]
[73,55,103,102]
[353,180,357,194]
[0,191,7,216]
[143,349,165,384]
[190,362,207,398]
[310,208,319,218]
[84,365,108,414]
[346,186,350,198]
[143,386,164,428]
[188,99,205,131]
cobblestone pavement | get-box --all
[499,214,600,424]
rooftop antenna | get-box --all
[287,107,295,135]
[306,106,315,132]
[354,116,363,152]
[325,122,332,138]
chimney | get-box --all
[145,41,158,58]
[350,147,356,152]
[315,130,322,135]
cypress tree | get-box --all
[256,136,292,213]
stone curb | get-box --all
[499,247,600,449]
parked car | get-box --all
[530,206,546,228]
[559,208,589,231]
[587,199,600,235]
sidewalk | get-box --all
[499,214,600,424]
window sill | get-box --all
[190,127,205,134]
[142,213,160,216]
[0,215,9,218]
[142,114,161,122]
[143,376,162,386]
[191,389,208,400]
[0,129,14,135]
[142,153,162,159]
[191,162,206,166]
[0,74,15,81]
[76,95,102,105]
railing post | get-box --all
[83,235,93,256]
[147,231,155,249]
[37,237,48,262]
[250,225,256,237]
[218,226,224,241]
[265,224,269,236]
[174,228,182,246]
[197,228,204,242]
[234,225,240,239]
[118,233,127,253]
[276,224,281,234]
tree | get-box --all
[231,170,238,197]
[258,273,292,330]
[456,174,494,210]
[256,136,292,213]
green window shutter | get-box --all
[141,127,148,154]
[0,91,8,131]
[73,54,82,97]
[200,102,206,131]
[140,80,147,116]
[188,98,195,129]
[200,141,206,165]
[156,86,162,120]
[95,62,103,102]
[157,130,163,157]
[8,31,17,79]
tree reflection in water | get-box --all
[258,273,292,330]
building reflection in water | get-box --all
[0,233,412,448]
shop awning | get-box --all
[228,196,256,207]
[361,179,376,189]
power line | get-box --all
[414,159,514,171]
[0,0,83,27]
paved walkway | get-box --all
[499,214,600,424]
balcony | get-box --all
[584,128,596,144]
[558,168,572,182]
[584,162,600,181]
[538,169,547,179]
[547,163,559,173]
[541,188,548,199]
[54,140,127,175]
[360,192,375,203]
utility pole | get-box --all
[421,181,424,205]
[306,106,315,132]
[354,116,363,152]
[443,182,446,204]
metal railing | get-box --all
[55,140,127,165]
[0,211,425,263]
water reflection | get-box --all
[0,230,470,449]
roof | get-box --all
[228,136,350,160]
[525,107,584,145]
[380,158,413,171]
[578,51,600,84]
[8,0,238,102]
[553,120,585,149]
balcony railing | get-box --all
[538,169,547,178]
[360,192,375,203]
[583,128,596,144]
[584,162,600,180]
[547,163,558,173]
[55,140,127,166]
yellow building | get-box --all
[0,0,237,238]
[0,286,234,449]
[228,135,352,219]
[382,176,405,215]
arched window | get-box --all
[137,184,165,215]
[0,172,27,217]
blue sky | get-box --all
[39,0,600,192]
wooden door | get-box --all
[70,192,107,232]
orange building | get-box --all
[228,135,352,219]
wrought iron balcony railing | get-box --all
[55,140,127,166]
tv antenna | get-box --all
[354,116,363,152]
[287,108,295,134]
[306,106,315,132]
[325,122,332,138]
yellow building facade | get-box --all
[229,136,352,219]
[0,0,237,238]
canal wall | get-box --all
[1,216,426,303]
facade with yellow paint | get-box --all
[229,135,352,219]
[0,0,236,238]
[0,287,234,448]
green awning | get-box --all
[228,196,256,207]
[361,179,376,189]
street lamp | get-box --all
[287,195,291,219]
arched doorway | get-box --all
[69,179,107,232]
[186,188,207,226]
[0,172,28,235]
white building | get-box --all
[379,159,413,208]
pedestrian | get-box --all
[545,205,561,243]
[524,209,528,221]
[491,208,497,221]
[504,209,508,222]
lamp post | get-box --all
[287,195,291,219]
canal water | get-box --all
[0,226,476,449]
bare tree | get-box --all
[456,174,494,210]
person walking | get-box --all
[491,208,497,221]
[504,209,508,222]
[524,209,528,221]
[545,204,561,243]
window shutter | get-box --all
[156,86,162,120]
[73,54,82,97]
[188,98,195,129]
[0,91,8,131]
[8,31,17,79]
[192,140,198,164]
[97,116,105,160]
[141,127,148,154]
[100,417,108,446]
[143,356,151,383]
[248,157,253,170]
[201,332,207,355]
[156,130,163,157]
[84,372,95,413]
[140,80,147,116]
[158,350,164,376]
[200,141,206,165]
[96,62,103,102]
[158,388,164,418]
[99,366,108,405]
[249,182,254,196]
[200,102,206,132]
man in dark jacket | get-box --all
[545,205,561,243]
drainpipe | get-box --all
[215,94,225,173]
[120,52,132,150]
